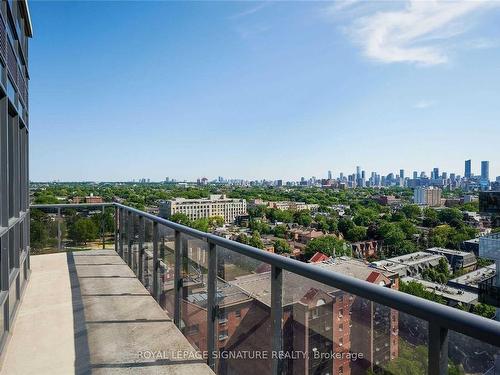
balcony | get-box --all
[2,203,500,375]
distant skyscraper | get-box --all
[356,166,361,178]
[465,159,472,179]
[481,161,490,181]
[433,168,439,180]
[328,170,332,180]
[413,171,418,179]
[400,169,405,179]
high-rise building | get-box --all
[413,171,418,179]
[400,169,405,179]
[0,0,32,352]
[433,167,439,180]
[481,161,490,181]
[465,159,472,179]
[413,187,442,207]
[327,170,332,180]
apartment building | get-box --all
[0,0,32,354]
[170,255,399,375]
[159,194,247,223]
[425,247,477,272]
[351,240,381,260]
[401,277,477,308]
[71,193,104,204]
[371,252,445,278]
[289,228,325,244]
[413,187,442,207]
[248,199,319,212]
[448,264,496,293]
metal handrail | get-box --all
[111,203,500,344]
[30,202,500,375]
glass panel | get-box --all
[121,211,129,264]
[99,207,115,250]
[30,206,115,254]
[0,298,4,343]
[142,218,154,294]
[29,207,58,255]
[179,233,209,352]
[215,245,272,374]
[130,214,140,275]
[157,224,175,316]
[449,330,500,374]
[282,266,428,375]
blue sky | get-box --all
[29,1,500,182]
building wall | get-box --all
[0,0,31,356]
[413,187,442,207]
[160,195,247,223]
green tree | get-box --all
[273,239,291,254]
[400,280,445,304]
[345,225,367,242]
[68,218,98,245]
[30,220,49,249]
[235,233,249,245]
[401,204,422,222]
[294,210,312,226]
[472,303,496,319]
[191,218,210,232]
[273,225,288,239]
[170,213,191,226]
[249,231,265,249]
[304,236,347,258]
[438,208,465,229]
[208,216,224,228]
[423,207,439,227]
[91,210,115,233]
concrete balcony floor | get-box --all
[1,249,213,375]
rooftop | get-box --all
[448,264,496,288]
[426,247,473,257]
[372,251,444,268]
[402,277,478,305]
[230,256,395,307]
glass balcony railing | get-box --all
[29,203,115,255]
[30,203,500,375]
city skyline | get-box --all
[29,1,500,181]
[34,159,496,184]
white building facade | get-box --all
[159,194,247,223]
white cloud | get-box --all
[414,100,436,109]
[329,0,500,66]
[229,2,271,20]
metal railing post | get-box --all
[118,208,124,258]
[207,241,217,370]
[428,323,449,375]
[57,207,61,252]
[101,205,105,249]
[127,211,133,266]
[138,215,144,283]
[152,222,159,301]
[271,265,283,375]
[174,230,182,328]
[114,206,118,253]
